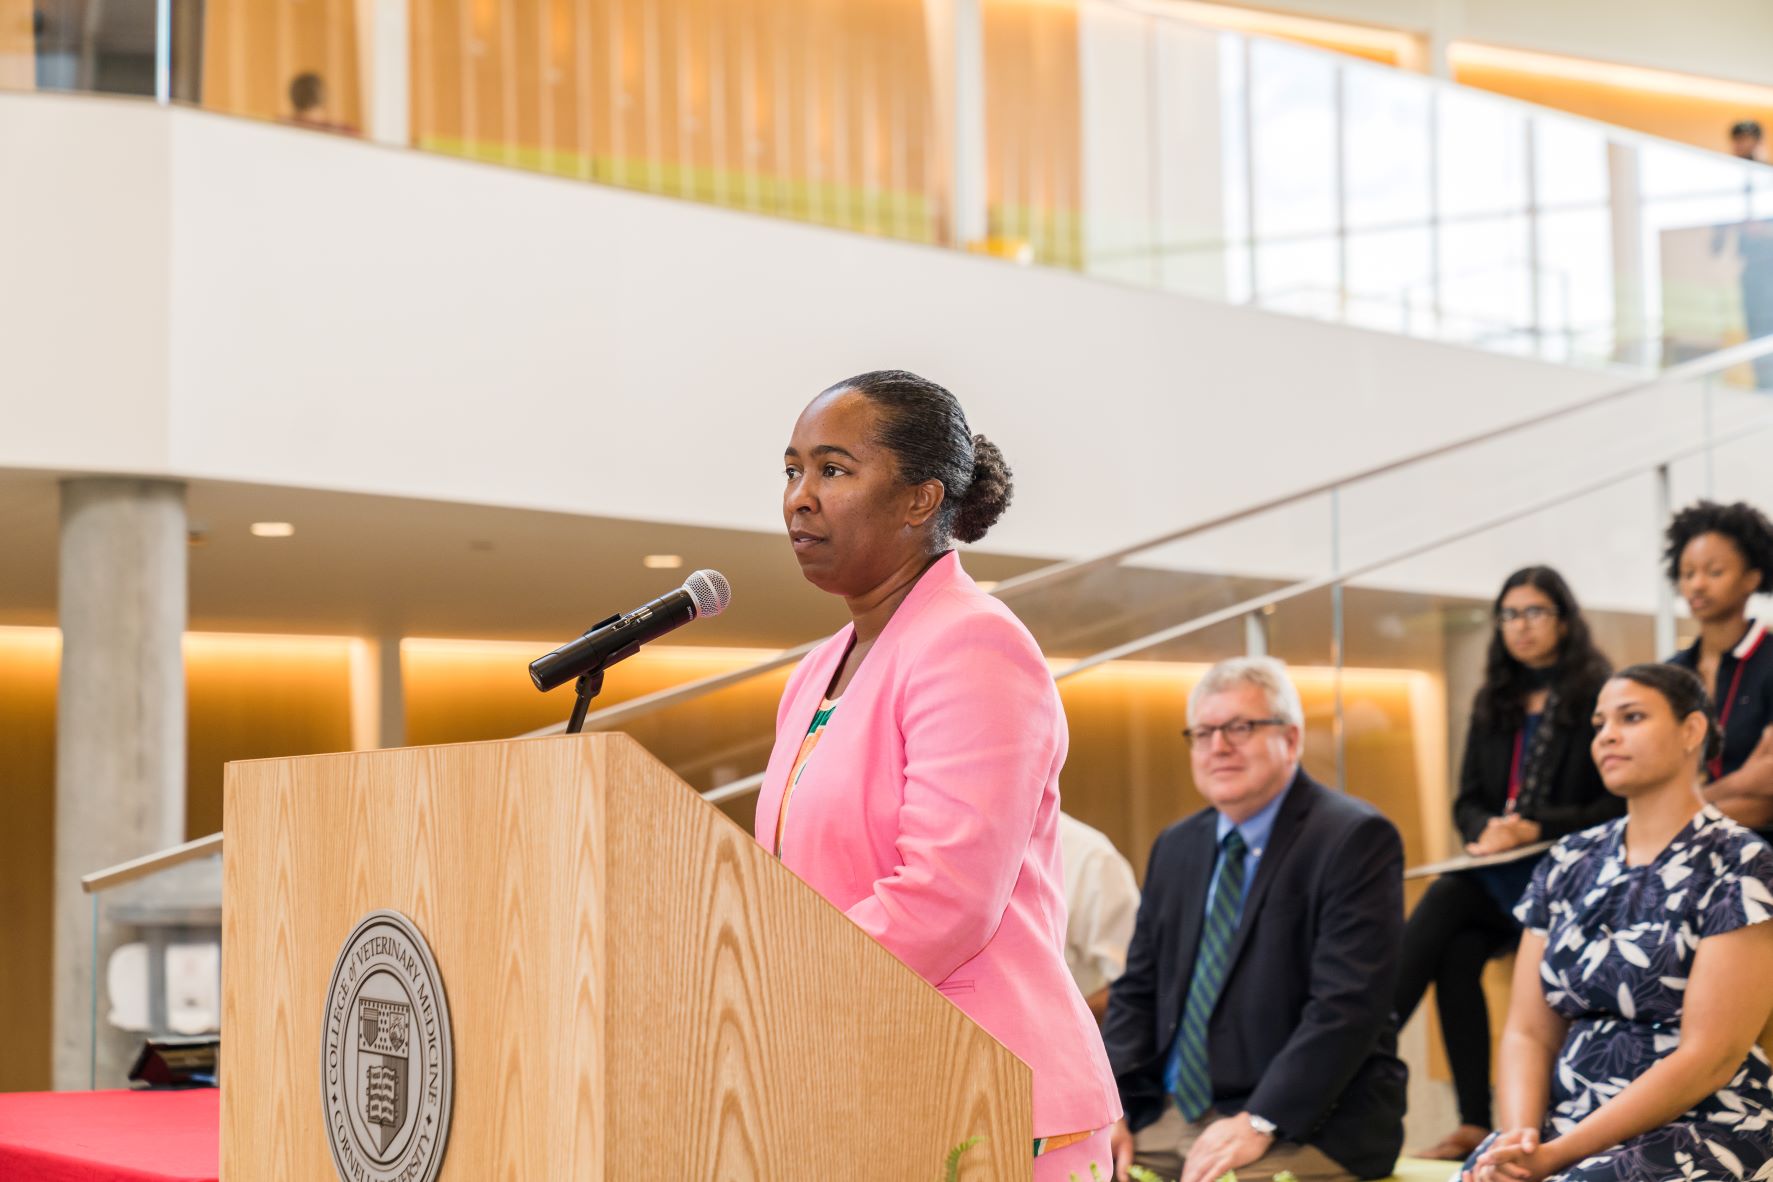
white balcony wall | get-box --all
[11,92,1765,619]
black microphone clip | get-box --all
[529,570,732,734]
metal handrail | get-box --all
[532,333,1773,743]
[86,357,1773,875]
[82,832,222,894]
[699,403,1773,805]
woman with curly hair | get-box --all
[1462,664,1773,1182]
[1664,499,1773,834]
[1397,567,1622,1161]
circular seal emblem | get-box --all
[321,910,453,1182]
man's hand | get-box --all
[1110,1118,1135,1181]
[1178,1113,1274,1182]
[1466,815,1542,857]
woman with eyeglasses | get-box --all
[1396,566,1621,1161]
[1663,500,1773,837]
[1461,664,1773,1182]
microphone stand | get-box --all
[564,665,606,735]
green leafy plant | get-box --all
[941,1135,983,1182]
[1123,1169,1298,1182]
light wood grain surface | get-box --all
[223,733,1030,1180]
[602,737,1030,1180]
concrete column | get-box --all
[349,635,407,750]
[53,478,187,1090]
[1243,610,1269,657]
[1608,141,1649,366]
[356,0,412,147]
[1654,463,1678,658]
[1426,0,1464,80]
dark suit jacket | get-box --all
[1453,672,1622,845]
[1102,770,1407,1180]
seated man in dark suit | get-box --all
[1104,657,1407,1182]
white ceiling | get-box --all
[0,471,1050,649]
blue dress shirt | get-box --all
[1163,781,1294,1105]
[1204,783,1289,921]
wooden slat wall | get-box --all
[193,0,1093,249]
[2,623,1446,1096]
[183,635,356,840]
[202,0,364,127]
[0,0,33,90]
[984,0,1083,266]
[1058,665,1442,884]
[410,0,940,237]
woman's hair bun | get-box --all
[952,433,1014,544]
[824,370,1015,547]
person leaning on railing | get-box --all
[1664,500,1773,838]
[757,370,1122,1180]
[1396,566,1622,1162]
[1461,664,1773,1182]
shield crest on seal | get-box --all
[356,997,412,1152]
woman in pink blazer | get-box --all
[758,370,1122,1179]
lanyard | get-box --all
[1711,623,1766,781]
[1712,658,1749,782]
[1506,728,1525,813]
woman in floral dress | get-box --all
[1463,663,1773,1182]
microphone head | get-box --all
[683,569,732,618]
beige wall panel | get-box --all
[183,635,355,840]
[0,631,59,1093]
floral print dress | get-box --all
[1460,806,1773,1182]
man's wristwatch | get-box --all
[1247,1113,1278,1137]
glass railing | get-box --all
[76,339,1773,1071]
[10,0,1773,378]
[80,836,223,1090]
[526,337,1773,841]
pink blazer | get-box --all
[755,552,1122,1137]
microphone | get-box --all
[529,569,732,692]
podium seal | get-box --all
[321,910,454,1182]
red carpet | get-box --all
[0,1090,218,1182]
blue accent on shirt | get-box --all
[1162,779,1293,1099]
[1204,782,1289,921]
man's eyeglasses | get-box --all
[1496,606,1558,625]
[1182,718,1288,747]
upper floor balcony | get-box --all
[8,0,1773,386]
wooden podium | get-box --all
[221,734,1031,1180]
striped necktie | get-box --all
[1169,828,1248,1121]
